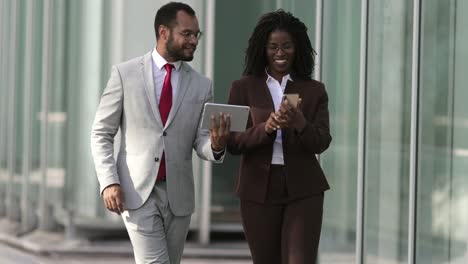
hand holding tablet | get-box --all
[201,103,250,132]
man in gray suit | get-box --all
[90,2,230,263]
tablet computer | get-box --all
[200,103,250,132]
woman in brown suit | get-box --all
[226,10,331,264]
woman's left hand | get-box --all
[277,98,306,131]
[289,98,306,132]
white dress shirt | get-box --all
[152,48,224,159]
[265,71,293,165]
[152,48,182,104]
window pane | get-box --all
[365,0,413,263]
[416,0,468,262]
[319,0,361,263]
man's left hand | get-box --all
[210,112,231,151]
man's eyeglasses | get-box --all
[178,30,203,40]
[266,44,294,53]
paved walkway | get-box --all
[0,242,252,264]
[0,218,252,263]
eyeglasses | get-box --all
[178,30,203,40]
[266,43,294,53]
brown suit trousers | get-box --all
[240,165,324,264]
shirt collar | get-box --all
[152,48,182,71]
[265,68,293,84]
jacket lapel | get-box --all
[141,52,164,128]
[165,62,191,128]
[284,79,300,96]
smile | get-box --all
[274,59,287,65]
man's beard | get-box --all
[166,34,195,62]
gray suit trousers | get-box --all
[122,181,191,264]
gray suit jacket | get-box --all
[91,52,220,216]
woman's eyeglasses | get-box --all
[266,44,294,53]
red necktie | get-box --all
[157,63,174,181]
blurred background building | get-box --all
[0,0,467,263]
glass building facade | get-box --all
[0,0,467,263]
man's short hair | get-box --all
[154,2,196,39]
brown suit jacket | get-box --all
[227,74,331,203]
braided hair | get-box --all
[243,10,316,80]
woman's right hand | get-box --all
[265,112,281,134]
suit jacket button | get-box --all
[163,132,167,136]
[155,157,159,162]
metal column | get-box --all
[198,0,216,245]
[6,0,19,223]
[0,0,8,217]
[314,0,323,164]
[356,0,369,263]
[408,0,422,263]
[314,0,323,82]
[38,0,55,231]
[20,0,36,234]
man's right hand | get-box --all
[102,184,124,215]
